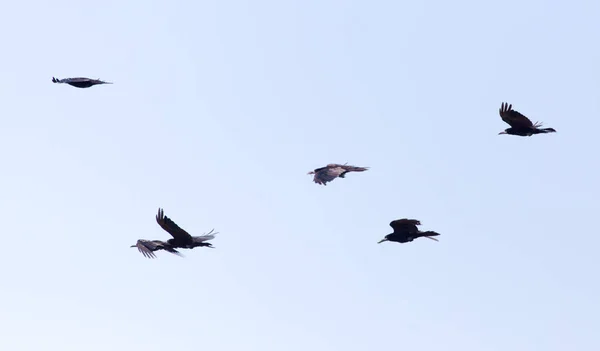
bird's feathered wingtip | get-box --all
[499,102,512,114]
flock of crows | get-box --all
[52,76,558,259]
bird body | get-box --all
[131,208,217,258]
[52,76,112,88]
[498,102,556,136]
[378,218,440,244]
[307,163,369,186]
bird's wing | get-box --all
[390,219,421,233]
[313,167,345,184]
[156,208,193,240]
[134,240,159,259]
[499,102,534,128]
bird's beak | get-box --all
[307,172,313,175]
[130,245,136,248]
[498,131,507,135]
[377,239,387,244]
[424,236,439,242]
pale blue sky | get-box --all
[1,0,599,350]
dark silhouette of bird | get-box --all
[307,163,369,186]
[377,219,440,244]
[131,208,218,259]
[131,240,182,259]
[498,102,556,136]
[52,76,112,88]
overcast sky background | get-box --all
[1,1,599,350]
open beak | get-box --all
[424,236,439,241]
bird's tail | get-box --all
[344,166,369,173]
[421,231,440,241]
[532,127,556,134]
[532,122,556,133]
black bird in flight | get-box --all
[131,208,218,259]
[307,163,369,186]
[378,219,440,244]
[52,76,112,88]
[498,102,556,136]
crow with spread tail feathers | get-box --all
[131,208,218,259]
[498,102,556,136]
[378,219,440,244]
[307,163,369,186]
[52,76,112,88]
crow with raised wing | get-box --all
[155,208,217,249]
[498,102,556,136]
[131,240,182,259]
[130,208,217,259]
[377,219,440,244]
[52,76,112,88]
[307,163,369,186]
